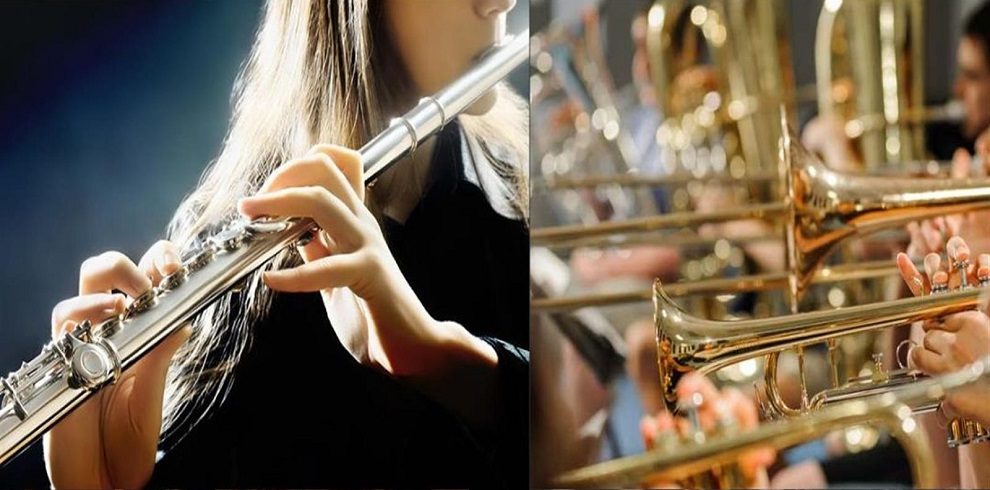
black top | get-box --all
[148,122,530,488]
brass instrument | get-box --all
[554,355,990,489]
[532,116,990,311]
[0,31,530,466]
[555,399,932,488]
[532,11,658,220]
[647,0,793,185]
[533,260,901,312]
[655,267,990,445]
[816,0,926,169]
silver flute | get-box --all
[0,29,529,466]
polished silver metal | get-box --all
[159,266,188,291]
[420,96,448,126]
[362,30,528,182]
[181,245,215,273]
[392,117,420,155]
[0,28,529,466]
[125,289,159,319]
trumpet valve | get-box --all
[871,353,889,383]
[925,254,950,294]
[948,237,972,288]
[965,419,978,442]
[978,253,990,287]
[973,422,990,443]
[678,392,707,445]
[956,259,972,290]
[947,418,971,448]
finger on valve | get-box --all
[924,253,948,293]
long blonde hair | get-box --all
[159,0,528,445]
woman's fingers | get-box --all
[309,144,364,199]
[896,252,926,296]
[239,186,364,249]
[262,252,370,293]
[259,147,364,212]
[78,251,152,297]
[50,293,126,337]
[924,253,948,291]
[922,329,953,355]
[137,240,181,286]
[912,343,952,374]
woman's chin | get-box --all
[464,89,498,116]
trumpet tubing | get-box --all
[655,280,985,410]
[816,0,926,168]
[554,396,935,488]
[530,259,900,312]
[555,355,990,489]
[534,118,990,304]
[779,120,990,302]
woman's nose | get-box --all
[474,0,516,19]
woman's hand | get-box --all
[45,241,191,489]
[238,145,498,428]
[895,236,990,427]
[238,144,496,377]
[639,373,775,489]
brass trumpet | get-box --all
[554,355,990,489]
[531,259,901,312]
[655,274,990,446]
[532,115,990,311]
[655,281,984,410]
[555,400,932,488]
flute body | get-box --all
[0,30,528,466]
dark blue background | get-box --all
[0,1,262,484]
[0,1,529,485]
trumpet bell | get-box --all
[781,114,990,302]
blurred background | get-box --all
[0,0,527,485]
[529,0,990,487]
[532,0,980,106]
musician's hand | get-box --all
[896,236,985,296]
[911,311,990,427]
[238,145,496,387]
[905,149,990,259]
[45,241,191,489]
[639,373,775,488]
[570,246,681,285]
[801,114,861,173]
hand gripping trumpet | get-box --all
[554,355,990,489]
[0,30,529,466]
[656,263,990,446]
